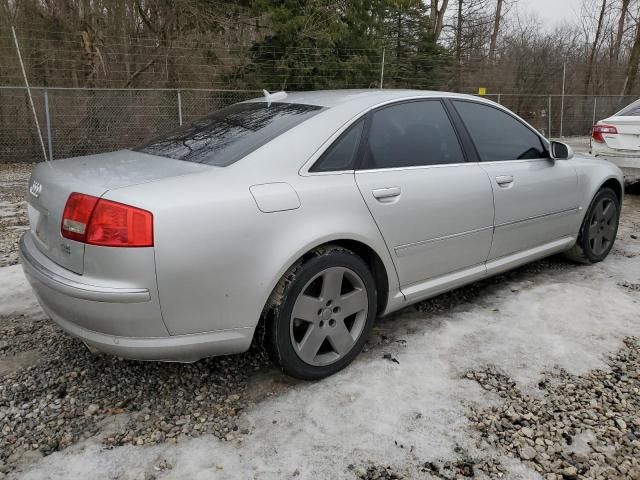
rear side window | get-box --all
[135,102,322,166]
[453,100,547,161]
[360,100,465,169]
[311,120,364,172]
[615,99,640,116]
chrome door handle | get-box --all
[495,175,514,186]
[372,187,401,200]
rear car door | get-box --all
[450,99,581,261]
[354,99,495,299]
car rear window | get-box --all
[134,102,323,166]
[615,99,640,117]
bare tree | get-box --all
[613,0,631,61]
[623,16,640,95]
[585,0,608,92]
[488,0,503,61]
[430,0,450,41]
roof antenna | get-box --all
[262,89,287,107]
[12,26,50,163]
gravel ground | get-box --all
[0,164,31,268]
[466,338,640,479]
[1,162,639,479]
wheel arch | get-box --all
[271,237,391,315]
[599,177,623,204]
[250,236,394,352]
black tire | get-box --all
[264,245,377,380]
[565,187,620,264]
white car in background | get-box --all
[591,98,640,183]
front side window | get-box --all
[453,100,547,161]
[135,102,322,166]
[361,100,465,169]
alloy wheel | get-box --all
[289,266,369,366]
[587,197,617,256]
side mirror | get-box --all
[550,141,574,160]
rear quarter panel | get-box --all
[103,143,398,337]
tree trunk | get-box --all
[613,0,630,62]
[455,0,463,90]
[429,0,449,41]
[623,20,640,96]
[488,0,503,62]
[435,0,449,41]
[585,0,607,93]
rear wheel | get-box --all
[265,245,377,380]
[565,187,620,264]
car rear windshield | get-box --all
[615,99,640,116]
[134,102,323,166]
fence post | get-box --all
[379,48,385,89]
[497,93,501,104]
[43,88,53,161]
[592,97,597,125]
[548,95,552,138]
[560,62,566,137]
[177,89,183,126]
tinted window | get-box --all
[616,99,640,116]
[453,101,547,161]
[361,101,465,169]
[311,120,364,172]
[135,102,322,166]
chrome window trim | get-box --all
[355,162,473,174]
[300,93,555,176]
[300,94,466,176]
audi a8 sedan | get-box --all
[21,89,623,380]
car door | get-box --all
[450,99,581,263]
[354,99,495,300]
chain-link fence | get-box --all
[0,87,259,163]
[484,94,637,139]
[1,87,637,163]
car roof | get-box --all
[244,89,489,109]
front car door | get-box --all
[354,99,495,301]
[450,99,581,268]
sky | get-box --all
[516,0,583,26]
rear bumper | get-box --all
[46,312,254,362]
[19,232,254,362]
[592,151,640,180]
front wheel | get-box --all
[265,245,377,380]
[565,187,620,264]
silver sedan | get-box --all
[20,90,624,380]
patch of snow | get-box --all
[13,251,640,480]
[0,264,40,317]
[0,200,23,218]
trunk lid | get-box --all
[26,150,209,274]
[599,116,640,151]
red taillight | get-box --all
[61,193,99,242]
[591,124,617,143]
[86,199,153,247]
[61,193,153,247]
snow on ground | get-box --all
[11,228,640,479]
[0,264,40,318]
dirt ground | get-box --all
[1,161,639,480]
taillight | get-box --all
[61,193,99,242]
[591,124,617,143]
[61,193,153,247]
